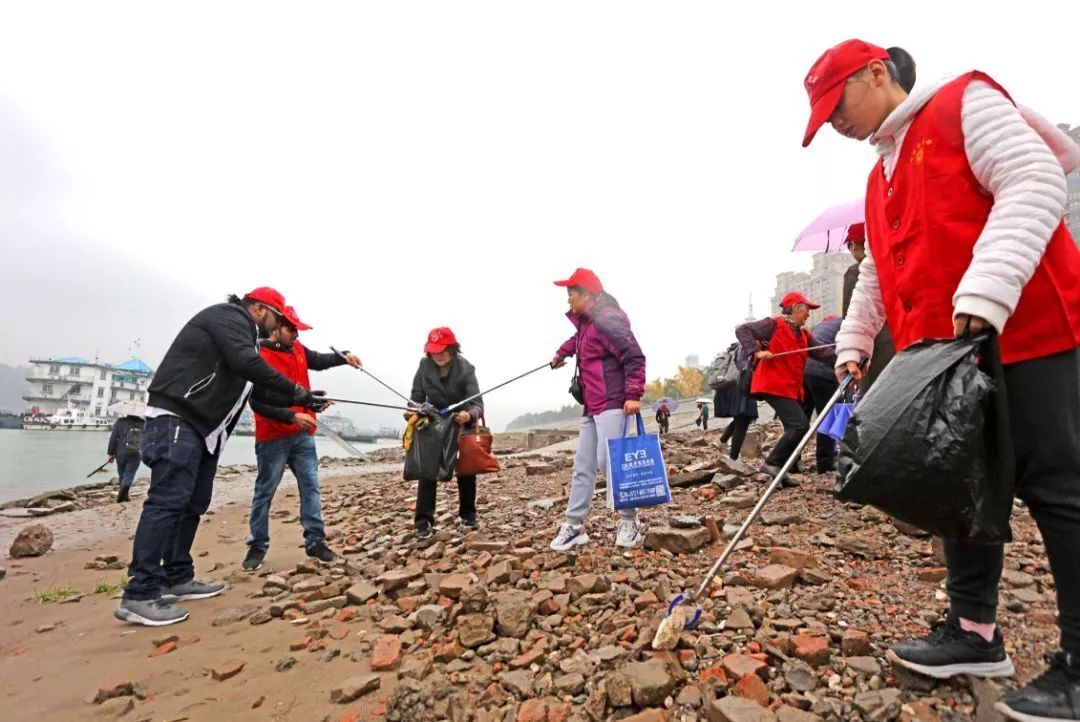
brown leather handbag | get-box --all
[456,414,500,476]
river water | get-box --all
[0,430,395,503]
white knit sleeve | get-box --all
[953,80,1068,332]
[835,245,886,368]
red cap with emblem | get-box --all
[846,222,866,245]
[424,327,458,354]
[802,39,890,147]
[780,291,821,310]
[281,305,312,331]
[243,286,288,316]
[553,268,604,295]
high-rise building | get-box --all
[770,252,851,326]
[685,355,700,370]
[1061,124,1080,241]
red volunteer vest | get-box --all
[254,340,315,442]
[866,71,1080,365]
[751,318,809,401]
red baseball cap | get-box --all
[780,291,821,310]
[281,305,312,331]
[845,222,866,245]
[243,286,287,316]
[424,327,458,354]
[802,39,890,147]
[553,268,604,295]
[822,314,841,322]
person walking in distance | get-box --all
[242,305,362,571]
[115,287,319,627]
[549,268,647,551]
[655,404,670,435]
[107,411,145,503]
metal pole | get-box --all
[441,362,552,414]
[330,346,413,404]
[692,374,852,600]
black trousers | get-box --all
[415,475,477,528]
[804,375,840,466]
[761,394,809,470]
[721,415,753,460]
[944,347,1080,654]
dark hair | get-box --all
[427,343,461,358]
[886,46,916,93]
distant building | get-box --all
[684,355,700,370]
[23,357,153,418]
[1062,124,1080,241]
[770,252,850,326]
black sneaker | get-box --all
[306,541,337,564]
[459,516,479,531]
[816,458,836,474]
[887,615,1015,679]
[997,651,1080,722]
[415,521,434,541]
[762,463,799,488]
[242,547,265,572]
[116,487,131,503]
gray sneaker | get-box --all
[161,579,226,602]
[114,598,189,626]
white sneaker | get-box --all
[549,522,590,552]
[615,518,644,548]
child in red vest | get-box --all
[243,305,361,571]
[804,39,1080,720]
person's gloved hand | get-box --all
[307,390,331,412]
[292,385,315,408]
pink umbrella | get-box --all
[792,198,865,252]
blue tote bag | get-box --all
[606,413,671,510]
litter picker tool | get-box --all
[329,346,413,405]
[319,425,371,460]
[86,460,112,478]
[440,362,553,414]
[322,398,423,413]
[652,373,854,650]
[764,343,836,359]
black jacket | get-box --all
[147,299,303,438]
[249,340,348,423]
[842,262,860,317]
[107,416,145,457]
[410,356,483,424]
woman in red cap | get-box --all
[804,39,1080,718]
[409,327,483,540]
[735,293,836,485]
[549,268,647,552]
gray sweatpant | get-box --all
[564,408,639,525]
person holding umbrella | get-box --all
[803,38,1080,718]
[735,292,836,485]
[655,402,671,435]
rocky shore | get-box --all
[0,423,1058,721]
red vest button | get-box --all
[897,255,905,265]
[891,219,900,230]
[903,300,913,312]
[887,187,894,196]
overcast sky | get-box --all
[3,2,1077,430]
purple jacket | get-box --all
[555,294,646,416]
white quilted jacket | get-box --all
[835,76,1080,368]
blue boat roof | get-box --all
[114,358,153,373]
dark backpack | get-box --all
[706,346,739,391]
[122,425,142,455]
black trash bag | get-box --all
[403,415,459,482]
[835,334,1014,544]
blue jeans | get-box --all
[124,416,218,601]
[116,454,140,490]
[247,432,325,552]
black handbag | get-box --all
[568,364,585,405]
